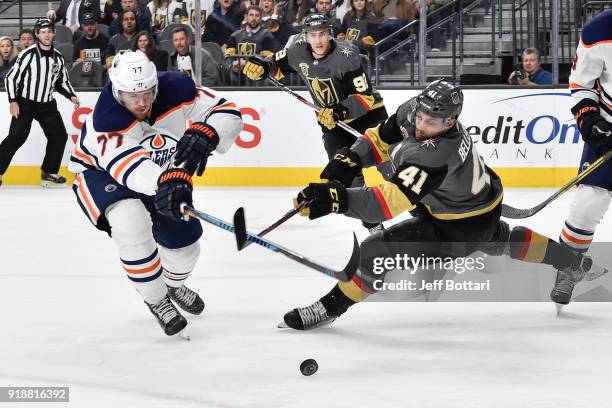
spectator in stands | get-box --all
[0,37,17,87]
[168,26,220,86]
[108,0,151,37]
[47,0,101,33]
[285,0,313,27]
[214,0,243,30]
[147,0,185,35]
[508,48,553,85]
[132,30,169,70]
[73,12,109,64]
[106,10,139,66]
[260,0,293,47]
[225,5,276,77]
[311,0,341,34]
[101,0,122,25]
[17,29,36,51]
[203,0,244,50]
[338,0,378,53]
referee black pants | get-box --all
[0,99,68,175]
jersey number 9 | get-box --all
[353,73,368,92]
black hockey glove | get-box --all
[571,99,612,148]
[320,147,363,187]
[174,122,220,176]
[295,181,348,220]
[243,55,272,81]
[155,168,193,221]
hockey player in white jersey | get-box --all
[69,50,243,336]
[550,9,612,308]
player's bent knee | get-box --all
[567,185,611,231]
[160,241,200,275]
[105,199,153,245]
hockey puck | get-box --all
[300,359,318,376]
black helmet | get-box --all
[34,18,55,34]
[302,14,333,33]
[416,79,463,118]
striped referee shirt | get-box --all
[4,43,76,103]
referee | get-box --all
[0,18,79,187]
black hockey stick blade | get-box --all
[182,204,359,282]
[233,202,311,251]
[233,207,248,250]
[502,149,612,219]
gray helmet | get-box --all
[416,79,463,118]
[302,14,333,34]
[34,18,55,34]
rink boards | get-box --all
[0,87,582,187]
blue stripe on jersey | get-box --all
[601,87,612,103]
[70,156,96,171]
[121,249,159,265]
[106,146,143,172]
[127,268,163,283]
[581,9,612,46]
[571,88,597,94]
[214,98,228,106]
[79,122,103,169]
[600,101,612,117]
[121,157,149,186]
[209,109,242,117]
[148,72,197,124]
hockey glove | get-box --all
[571,99,612,148]
[243,55,272,81]
[174,122,220,176]
[294,181,348,220]
[317,104,349,130]
[320,147,363,187]
[155,168,193,221]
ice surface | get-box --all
[1,187,612,407]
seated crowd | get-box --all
[0,0,552,88]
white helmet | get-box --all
[108,50,158,105]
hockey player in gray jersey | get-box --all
[243,13,387,231]
[280,79,608,330]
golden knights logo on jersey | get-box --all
[190,9,206,29]
[299,63,309,77]
[238,42,257,56]
[346,28,361,41]
[141,134,178,168]
[307,77,340,106]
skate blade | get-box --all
[554,303,565,316]
[277,317,337,330]
[41,181,66,188]
[178,328,191,341]
[584,267,609,281]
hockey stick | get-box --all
[181,204,360,282]
[234,200,312,250]
[266,77,364,139]
[501,149,612,219]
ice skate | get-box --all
[279,300,337,330]
[145,295,188,336]
[551,255,608,313]
[167,284,205,315]
[41,171,66,188]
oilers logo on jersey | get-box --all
[142,134,178,168]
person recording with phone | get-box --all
[508,47,552,85]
